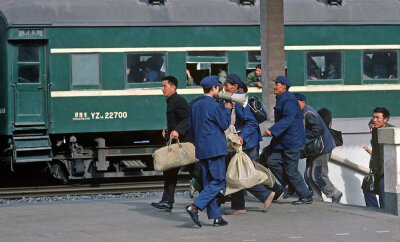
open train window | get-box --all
[186,51,227,86]
[363,51,398,80]
[71,54,101,88]
[306,51,342,80]
[126,53,167,83]
[246,51,261,75]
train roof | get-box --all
[0,0,399,27]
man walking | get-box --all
[186,76,232,227]
[263,76,313,205]
[293,93,342,203]
[151,76,193,212]
[363,107,394,208]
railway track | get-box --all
[0,181,190,199]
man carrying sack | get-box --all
[185,76,232,227]
[151,76,200,212]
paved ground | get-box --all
[0,194,399,242]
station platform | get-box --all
[0,194,399,242]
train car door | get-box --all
[12,43,47,125]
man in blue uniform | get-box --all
[222,74,275,215]
[263,76,313,205]
[186,76,232,227]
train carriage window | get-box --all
[306,52,342,80]
[17,44,40,83]
[246,51,261,75]
[186,51,227,86]
[71,54,100,87]
[363,51,398,79]
[126,53,166,83]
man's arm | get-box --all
[304,112,323,140]
[268,98,299,137]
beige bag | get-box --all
[225,133,268,195]
[153,138,197,172]
[253,160,275,189]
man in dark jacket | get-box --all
[263,76,312,205]
[293,93,342,203]
[363,107,394,208]
[186,76,232,227]
[151,76,193,212]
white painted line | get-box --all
[285,45,400,51]
[288,236,303,239]
[51,46,261,53]
[335,233,350,236]
[375,231,390,233]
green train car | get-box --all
[0,0,399,181]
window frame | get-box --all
[304,50,344,85]
[70,53,102,90]
[361,49,399,85]
[246,51,261,69]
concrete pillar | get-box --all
[378,127,400,215]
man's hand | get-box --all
[225,102,233,109]
[257,82,262,88]
[170,130,179,139]
[162,129,166,138]
[363,146,371,155]
[238,136,244,146]
[263,129,272,136]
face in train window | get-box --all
[17,45,40,83]
[126,53,166,83]
[71,54,100,86]
[306,52,342,80]
[186,51,227,86]
[363,51,398,79]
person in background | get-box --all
[186,69,194,86]
[218,67,227,83]
[263,76,312,205]
[223,74,275,215]
[363,107,394,208]
[151,76,192,212]
[293,93,343,203]
[186,76,232,227]
[246,64,262,88]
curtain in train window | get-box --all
[306,52,342,80]
[71,54,100,87]
[126,53,167,83]
[363,51,398,79]
[186,51,227,86]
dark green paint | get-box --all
[228,51,247,82]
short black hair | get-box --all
[256,64,261,69]
[203,86,213,94]
[373,107,390,120]
[162,76,178,87]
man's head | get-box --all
[273,76,292,95]
[372,107,390,128]
[200,76,222,98]
[293,93,306,110]
[161,76,178,97]
[224,73,241,93]
[255,64,262,77]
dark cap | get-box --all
[274,76,292,88]
[225,73,242,85]
[293,93,306,102]
[200,76,222,88]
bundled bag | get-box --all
[153,138,197,172]
[252,160,275,189]
[248,96,268,124]
[225,133,268,195]
[329,128,343,146]
[361,171,378,194]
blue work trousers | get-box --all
[193,156,226,219]
[364,177,385,208]
[231,146,273,210]
[266,146,311,199]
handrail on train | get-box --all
[329,154,369,175]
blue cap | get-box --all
[200,76,222,88]
[225,73,242,85]
[274,76,292,88]
[293,93,306,102]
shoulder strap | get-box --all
[230,103,236,126]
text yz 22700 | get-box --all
[92,112,128,120]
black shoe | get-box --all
[291,197,313,205]
[213,217,228,227]
[151,201,173,212]
[216,192,225,207]
[273,189,284,201]
[186,205,202,227]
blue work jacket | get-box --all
[269,91,306,150]
[234,91,262,150]
[190,95,231,159]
